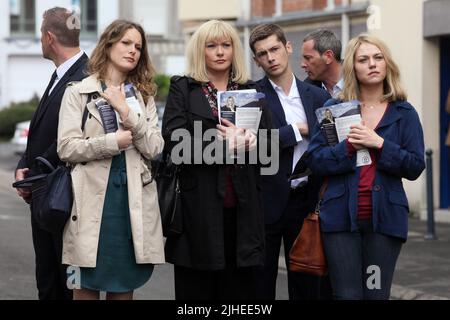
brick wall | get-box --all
[252,0,276,17]
[282,0,313,12]
[282,0,338,12]
[253,0,348,17]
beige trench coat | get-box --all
[57,74,165,267]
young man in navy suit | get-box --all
[14,7,88,300]
[250,24,331,300]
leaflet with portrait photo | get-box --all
[315,100,371,167]
[217,90,265,133]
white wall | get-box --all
[7,56,54,103]
[0,1,9,39]
[370,0,441,215]
[35,0,71,37]
[133,0,167,36]
[0,0,120,108]
[165,56,185,75]
[98,0,120,34]
[178,0,241,20]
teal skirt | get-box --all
[80,153,153,293]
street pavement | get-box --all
[0,142,448,300]
[0,142,289,300]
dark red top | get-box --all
[346,106,388,220]
[347,141,377,220]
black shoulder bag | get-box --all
[151,76,189,237]
[151,152,182,237]
[13,93,95,234]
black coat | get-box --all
[162,76,271,270]
[17,54,89,173]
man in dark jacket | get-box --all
[14,7,88,300]
[301,29,343,98]
[249,24,331,300]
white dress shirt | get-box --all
[269,75,309,188]
[48,50,85,95]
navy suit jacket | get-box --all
[17,53,88,174]
[258,76,330,224]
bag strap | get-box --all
[315,179,328,214]
[81,93,94,132]
[35,156,56,172]
[162,76,190,170]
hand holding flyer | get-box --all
[315,100,372,167]
[217,90,265,134]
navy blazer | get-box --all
[258,76,330,224]
[307,99,426,241]
[17,54,88,174]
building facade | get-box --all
[0,0,184,108]
[178,0,449,218]
[1,0,448,218]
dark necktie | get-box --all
[31,71,58,127]
[44,71,58,98]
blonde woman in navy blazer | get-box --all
[307,34,425,300]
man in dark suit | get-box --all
[14,7,88,300]
[249,24,331,300]
[301,29,343,98]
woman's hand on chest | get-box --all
[100,84,130,120]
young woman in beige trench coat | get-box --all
[57,20,165,300]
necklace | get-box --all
[361,102,376,109]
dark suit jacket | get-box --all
[16,53,88,175]
[258,76,330,224]
[304,76,323,89]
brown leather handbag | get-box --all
[289,183,328,276]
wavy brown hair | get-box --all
[88,20,156,104]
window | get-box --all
[71,0,97,36]
[10,0,35,36]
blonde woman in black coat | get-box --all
[162,20,271,300]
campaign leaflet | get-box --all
[217,90,265,134]
[315,100,372,167]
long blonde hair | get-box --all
[339,34,407,102]
[88,19,156,104]
[186,20,249,84]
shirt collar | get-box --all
[269,74,299,98]
[335,78,344,91]
[322,78,344,95]
[55,50,84,80]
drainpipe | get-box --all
[327,0,335,11]
[341,0,350,57]
[242,0,252,74]
[275,0,282,16]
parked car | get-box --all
[10,120,30,155]
[8,103,164,156]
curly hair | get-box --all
[88,19,156,104]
